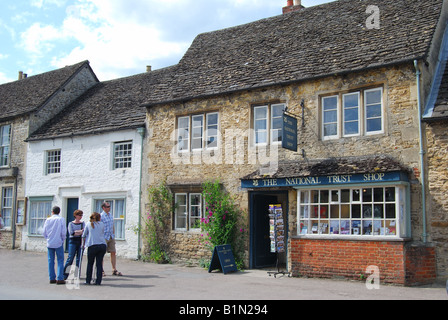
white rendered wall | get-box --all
[23,129,143,260]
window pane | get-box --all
[365,89,382,104]
[367,118,382,133]
[175,194,187,229]
[344,121,359,135]
[343,93,359,135]
[114,142,132,169]
[206,113,219,149]
[177,117,190,152]
[189,194,202,229]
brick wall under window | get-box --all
[290,238,436,286]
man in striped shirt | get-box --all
[101,202,122,276]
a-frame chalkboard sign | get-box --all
[208,244,238,275]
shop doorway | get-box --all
[65,198,79,252]
[249,191,288,269]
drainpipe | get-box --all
[414,60,428,243]
[137,126,146,259]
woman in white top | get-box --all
[82,212,106,285]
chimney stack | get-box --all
[18,71,28,80]
[283,0,304,14]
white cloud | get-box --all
[19,0,285,81]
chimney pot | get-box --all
[146,65,152,72]
[18,71,23,80]
[283,0,304,14]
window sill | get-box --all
[291,234,411,242]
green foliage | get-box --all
[199,180,247,270]
[142,180,173,264]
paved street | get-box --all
[0,249,446,302]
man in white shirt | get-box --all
[42,206,66,284]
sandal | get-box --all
[102,271,106,277]
[112,270,123,276]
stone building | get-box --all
[422,21,448,281]
[141,0,448,285]
[0,61,98,249]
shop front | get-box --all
[242,156,436,285]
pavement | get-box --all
[0,249,447,302]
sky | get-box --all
[0,0,333,85]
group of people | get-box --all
[42,201,122,286]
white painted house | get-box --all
[22,71,154,259]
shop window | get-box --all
[321,87,383,140]
[253,103,286,145]
[174,193,202,231]
[176,112,219,152]
[298,186,406,237]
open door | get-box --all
[250,194,278,268]
[65,198,79,252]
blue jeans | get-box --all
[64,238,82,279]
[47,246,65,281]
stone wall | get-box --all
[425,120,448,279]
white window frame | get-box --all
[364,87,384,135]
[113,141,133,169]
[1,186,13,229]
[45,149,61,175]
[343,92,360,137]
[321,87,384,140]
[253,103,286,146]
[28,198,53,236]
[177,112,220,152]
[297,185,406,238]
[205,112,219,150]
[322,95,339,140]
[174,193,203,232]
[0,124,11,167]
[94,198,126,240]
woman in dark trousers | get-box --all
[82,212,107,285]
[64,210,84,279]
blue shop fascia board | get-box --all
[241,171,409,189]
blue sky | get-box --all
[0,0,333,84]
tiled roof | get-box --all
[26,66,176,141]
[144,0,444,107]
[241,155,410,180]
[432,62,448,119]
[0,61,92,121]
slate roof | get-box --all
[0,61,93,121]
[423,23,448,121]
[26,66,176,141]
[143,0,444,107]
[431,62,448,119]
[241,155,411,180]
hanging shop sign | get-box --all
[282,113,298,152]
[241,171,408,189]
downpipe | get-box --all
[414,60,428,243]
